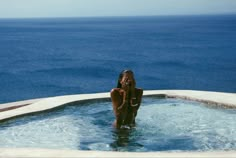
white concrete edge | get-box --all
[0,90,236,122]
[0,98,42,111]
[0,90,236,157]
[0,92,109,121]
[0,148,236,158]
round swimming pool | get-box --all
[0,97,235,152]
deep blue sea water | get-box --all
[0,15,236,103]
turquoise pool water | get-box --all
[0,97,235,151]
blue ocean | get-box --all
[0,15,236,103]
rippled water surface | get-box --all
[0,97,236,151]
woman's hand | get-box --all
[121,77,137,105]
[121,77,131,91]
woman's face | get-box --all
[120,72,135,87]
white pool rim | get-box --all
[0,90,236,157]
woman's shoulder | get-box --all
[135,88,143,96]
[111,88,143,95]
[135,88,143,92]
[110,88,124,100]
[110,88,123,96]
[110,88,121,93]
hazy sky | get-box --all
[0,0,236,18]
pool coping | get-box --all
[0,148,235,158]
[0,90,236,157]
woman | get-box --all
[110,70,143,129]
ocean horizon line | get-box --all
[0,13,236,20]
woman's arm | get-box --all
[133,88,143,116]
[123,88,143,125]
[131,88,143,123]
[110,88,127,128]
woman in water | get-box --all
[110,70,143,129]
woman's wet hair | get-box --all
[117,70,135,88]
